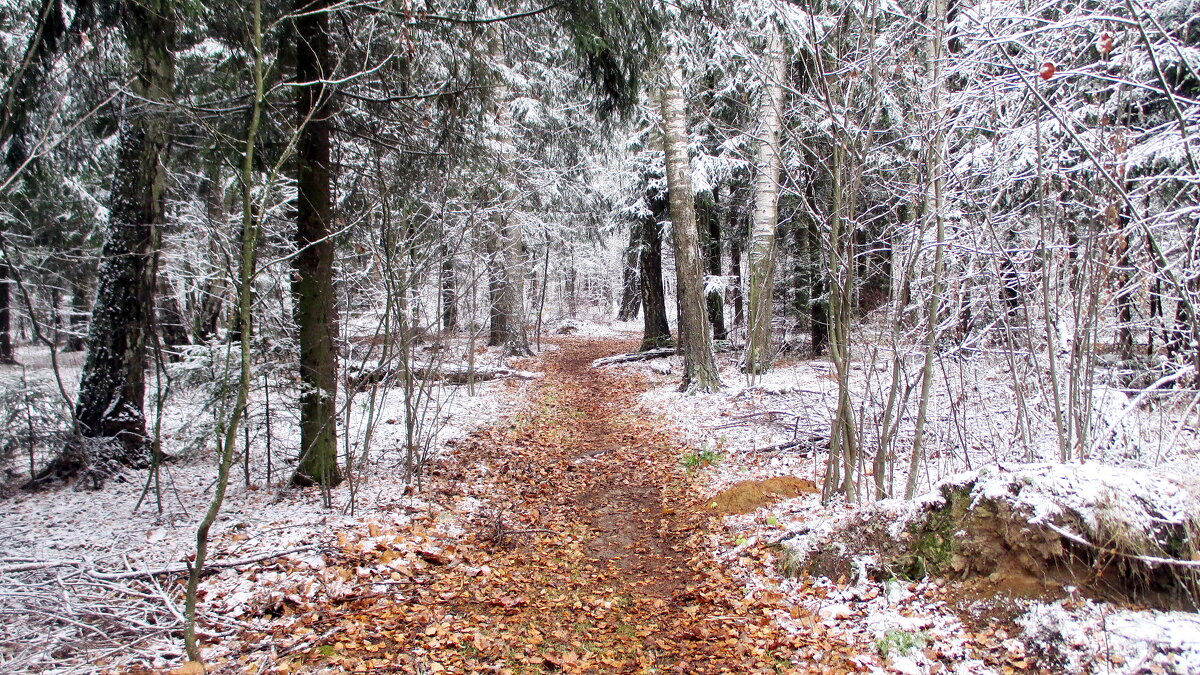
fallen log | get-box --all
[0,545,318,579]
[591,347,676,368]
[413,365,542,385]
[349,364,543,388]
[752,435,827,455]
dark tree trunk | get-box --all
[565,261,577,318]
[728,203,746,330]
[192,162,226,343]
[486,229,506,346]
[1149,275,1162,356]
[156,276,189,352]
[66,270,89,352]
[0,264,15,364]
[440,242,457,332]
[790,218,810,323]
[701,195,727,341]
[291,0,342,488]
[71,0,175,476]
[639,196,672,350]
[49,285,62,344]
[1000,255,1020,318]
[1115,209,1135,361]
[855,226,892,315]
[616,223,641,321]
[811,271,829,357]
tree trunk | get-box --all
[66,270,89,352]
[485,34,532,357]
[156,276,189,352]
[440,242,457,332]
[565,260,577,317]
[486,229,505,345]
[192,162,226,343]
[494,209,532,356]
[72,0,175,474]
[291,0,342,488]
[660,54,720,392]
[790,217,810,324]
[730,208,745,329]
[639,196,672,350]
[905,0,949,499]
[701,194,727,341]
[744,30,787,375]
[1115,204,1135,360]
[0,264,15,364]
[616,223,641,321]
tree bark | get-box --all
[291,0,342,488]
[905,0,949,499]
[192,162,226,343]
[485,35,532,357]
[730,207,745,329]
[616,223,641,321]
[701,194,727,341]
[660,54,720,392]
[66,270,89,352]
[0,264,15,364]
[156,276,189,352]
[72,0,175,473]
[744,30,786,375]
[440,242,457,332]
[639,195,672,350]
[487,229,505,345]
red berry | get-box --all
[1039,62,1056,80]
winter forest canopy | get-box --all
[2,0,1200,671]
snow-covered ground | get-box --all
[4,320,1200,673]
[0,337,529,673]
[623,343,1200,674]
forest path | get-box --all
[291,338,855,674]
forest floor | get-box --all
[9,332,1197,674]
[206,338,858,673]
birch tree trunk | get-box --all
[660,53,720,392]
[72,0,175,473]
[744,30,787,376]
[291,0,342,488]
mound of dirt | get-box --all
[787,463,1200,611]
[906,464,1200,610]
[709,476,817,514]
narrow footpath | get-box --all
[281,339,853,674]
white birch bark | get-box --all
[660,49,721,392]
[744,29,787,377]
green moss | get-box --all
[898,485,972,579]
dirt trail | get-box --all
[274,339,852,673]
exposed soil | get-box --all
[260,338,856,673]
[709,477,819,515]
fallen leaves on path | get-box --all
[193,339,859,674]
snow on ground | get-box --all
[0,339,529,673]
[619,341,1200,674]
